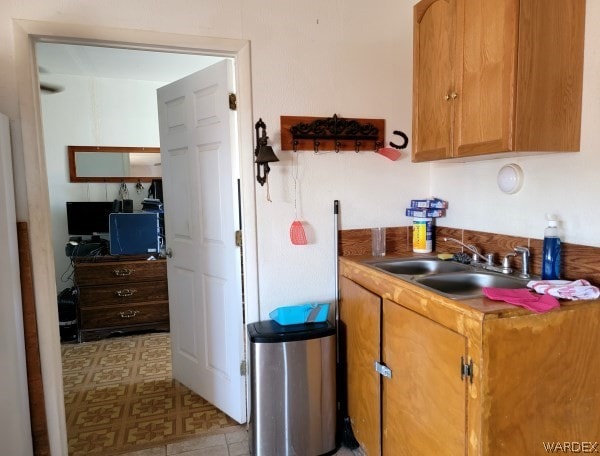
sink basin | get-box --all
[367,258,471,276]
[415,272,529,299]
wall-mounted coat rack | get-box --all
[280,114,385,153]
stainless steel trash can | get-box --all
[248,320,337,456]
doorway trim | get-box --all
[13,19,259,456]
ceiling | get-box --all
[36,42,225,83]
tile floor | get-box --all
[118,424,362,456]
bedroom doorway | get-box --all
[38,43,246,453]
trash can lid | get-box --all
[247,320,335,343]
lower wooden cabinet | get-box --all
[340,262,600,455]
[340,277,468,455]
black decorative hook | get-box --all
[389,130,409,150]
[314,140,320,154]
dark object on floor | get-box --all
[341,416,360,449]
[57,287,78,342]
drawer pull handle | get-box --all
[115,288,137,297]
[119,310,140,319]
[113,268,135,277]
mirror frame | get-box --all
[68,145,161,183]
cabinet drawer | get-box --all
[74,260,167,286]
[78,281,168,306]
[79,301,169,329]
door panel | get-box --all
[339,277,382,455]
[454,0,518,157]
[382,299,467,455]
[157,60,245,423]
[413,0,455,161]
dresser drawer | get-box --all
[79,301,169,330]
[74,259,167,286]
[78,281,168,307]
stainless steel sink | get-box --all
[361,257,532,300]
[367,258,471,276]
[415,272,529,299]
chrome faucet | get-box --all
[500,252,516,274]
[443,237,494,266]
[514,246,530,278]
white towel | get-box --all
[527,279,600,301]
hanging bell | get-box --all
[255,144,279,164]
[255,118,279,187]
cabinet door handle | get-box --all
[450,91,458,99]
[115,288,137,297]
[119,310,140,318]
[112,268,135,277]
[444,93,451,101]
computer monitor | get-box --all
[66,201,113,236]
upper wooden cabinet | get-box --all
[412,0,586,162]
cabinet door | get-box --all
[382,299,467,455]
[339,277,381,455]
[453,0,518,158]
[412,0,455,162]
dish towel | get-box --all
[483,288,560,313]
[527,279,600,301]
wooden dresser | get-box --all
[73,256,169,342]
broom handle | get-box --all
[333,200,340,363]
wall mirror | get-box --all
[68,145,161,183]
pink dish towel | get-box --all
[527,279,600,301]
[483,288,560,313]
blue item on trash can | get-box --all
[269,303,330,325]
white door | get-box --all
[157,60,246,423]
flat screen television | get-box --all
[66,201,113,236]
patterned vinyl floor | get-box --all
[61,333,238,455]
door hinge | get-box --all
[240,360,246,376]
[461,356,473,384]
[229,93,237,110]
[375,361,392,379]
[235,230,242,247]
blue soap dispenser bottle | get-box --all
[542,215,561,280]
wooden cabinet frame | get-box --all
[412,0,585,162]
[339,256,600,455]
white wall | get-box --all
[40,74,163,289]
[245,0,421,313]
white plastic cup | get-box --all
[371,227,386,257]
